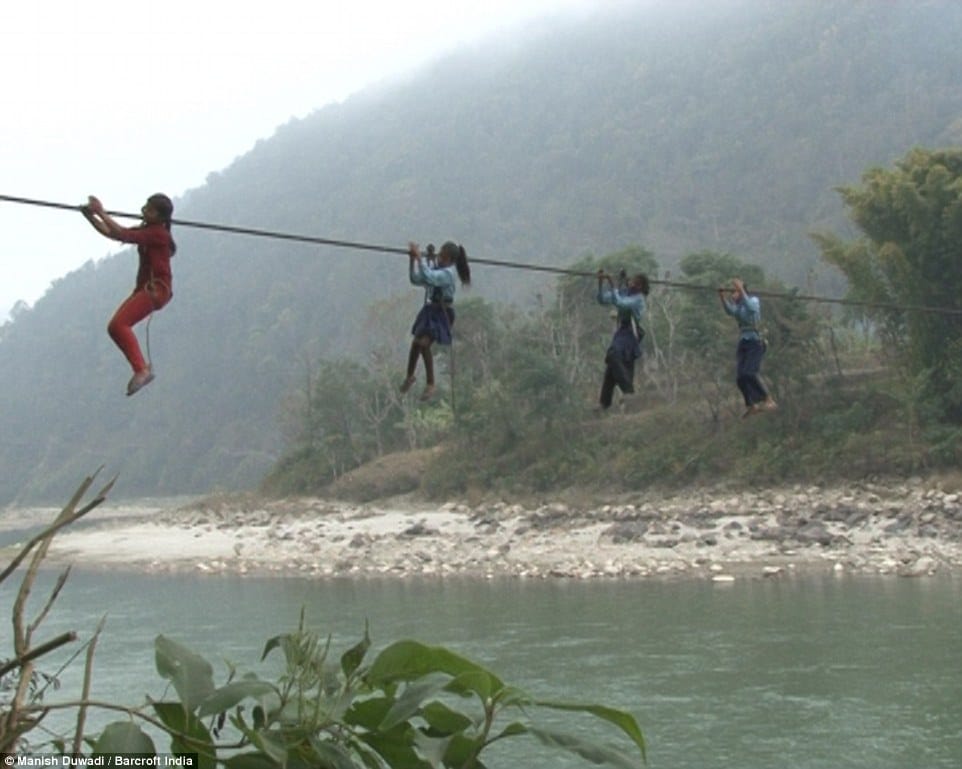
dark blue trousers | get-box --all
[736,337,769,406]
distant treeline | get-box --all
[2,1,962,504]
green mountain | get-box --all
[2,0,961,504]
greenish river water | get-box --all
[6,571,960,768]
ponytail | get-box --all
[455,246,470,286]
[440,241,470,286]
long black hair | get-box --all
[439,241,470,286]
[633,273,650,296]
[147,193,177,255]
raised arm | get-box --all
[597,270,618,305]
[408,242,426,286]
[81,195,129,241]
[718,287,736,315]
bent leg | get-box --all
[107,290,155,373]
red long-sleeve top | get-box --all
[112,223,174,292]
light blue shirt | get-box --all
[598,286,646,329]
[722,294,761,340]
[410,261,457,303]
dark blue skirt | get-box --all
[606,325,642,363]
[411,303,455,345]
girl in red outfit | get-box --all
[81,193,176,396]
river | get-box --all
[3,569,959,768]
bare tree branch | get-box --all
[74,615,107,753]
[0,632,77,678]
[0,471,116,585]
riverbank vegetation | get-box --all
[263,148,962,500]
[3,2,961,507]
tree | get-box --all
[814,147,962,420]
[273,360,380,485]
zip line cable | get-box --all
[3,192,962,318]
[0,193,410,256]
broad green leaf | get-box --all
[260,633,307,666]
[535,700,646,761]
[198,678,279,717]
[323,684,357,724]
[341,625,371,678]
[420,701,474,736]
[443,670,497,700]
[344,696,394,730]
[155,635,216,713]
[529,727,644,769]
[492,721,529,740]
[493,684,531,708]
[260,634,286,662]
[343,735,389,769]
[359,725,433,769]
[413,731,451,768]
[231,716,287,766]
[441,733,485,768]
[249,729,288,765]
[308,739,363,769]
[151,702,215,769]
[367,640,504,695]
[93,722,156,755]
[380,673,449,730]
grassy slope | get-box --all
[299,366,959,504]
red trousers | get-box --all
[107,284,171,374]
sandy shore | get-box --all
[6,478,959,581]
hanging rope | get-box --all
[3,192,961,318]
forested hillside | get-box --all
[2,0,961,504]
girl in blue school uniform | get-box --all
[400,241,471,401]
[597,270,649,411]
[718,277,777,417]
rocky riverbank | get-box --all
[29,477,962,580]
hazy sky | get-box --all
[0,0,599,320]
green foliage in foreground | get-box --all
[1,478,645,768]
[88,618,645,769]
